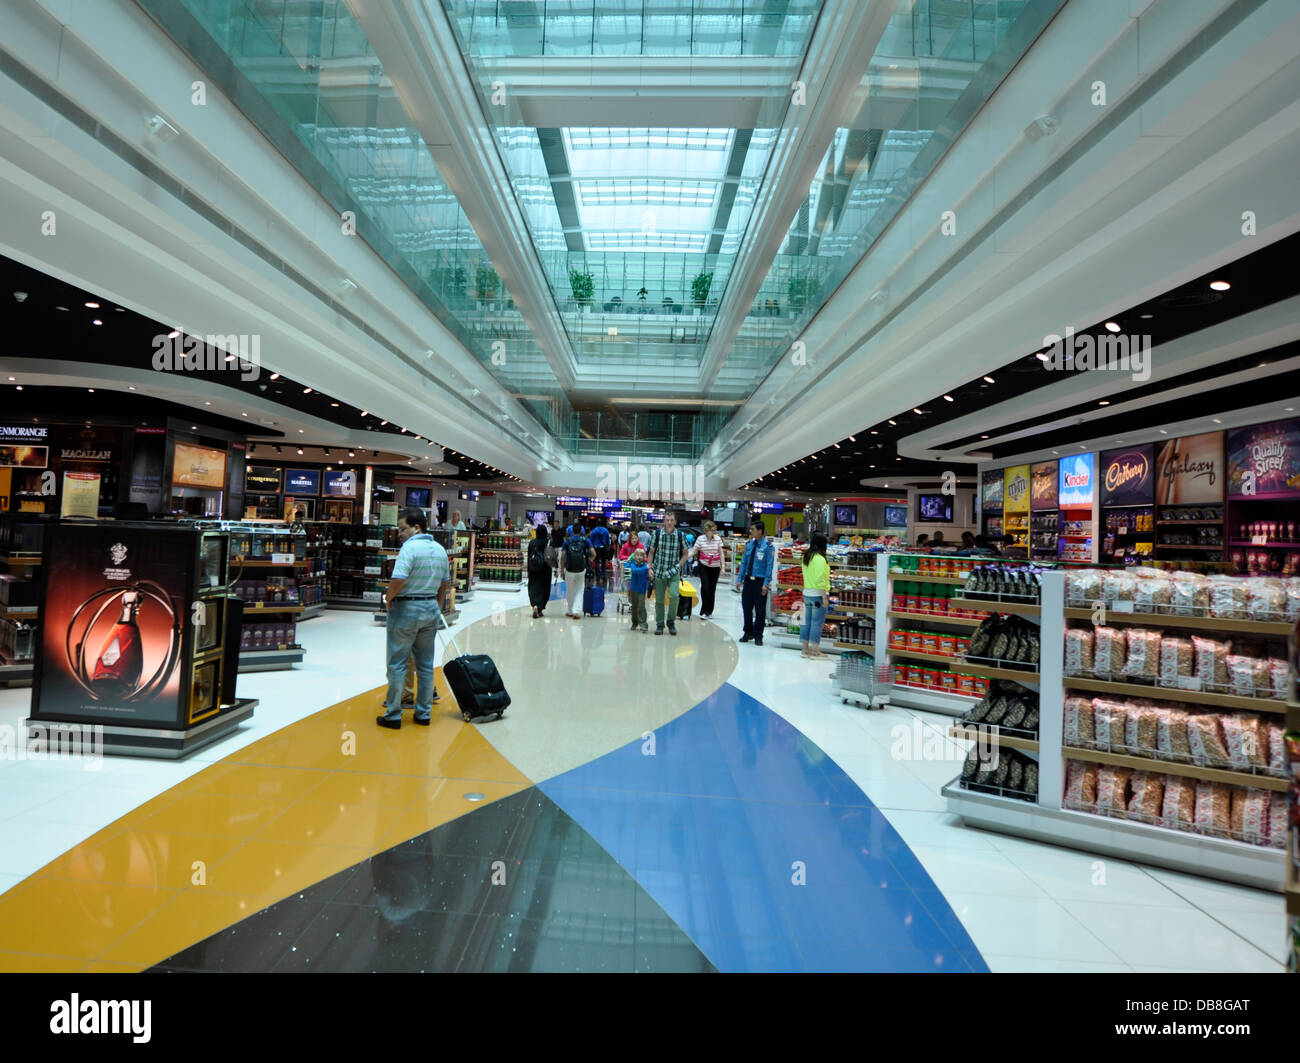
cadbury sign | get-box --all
[1101,445,1154,507]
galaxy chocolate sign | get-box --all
[1155,431,1223,505]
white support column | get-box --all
[1037,570,1066,810]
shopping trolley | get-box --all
[830,652,891,710]
[615,558,631,614]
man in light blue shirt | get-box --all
[735,519,774,646]
[378,507,452,729]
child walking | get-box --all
[625,548,650,632]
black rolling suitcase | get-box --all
[438,611,510,722]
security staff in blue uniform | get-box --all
[735,518,774,646]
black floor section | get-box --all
[150,787,717,973]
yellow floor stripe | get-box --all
[0,673,531,971]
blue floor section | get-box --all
[539,683,988,973]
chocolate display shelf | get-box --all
[1227,539,1300,548]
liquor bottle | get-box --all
[91,589,144,698]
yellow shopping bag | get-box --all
[678,579,697,598]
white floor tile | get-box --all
[981,953,1133,973]
[941,892,1123,963]
[1056,899,1284,972]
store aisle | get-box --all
[709,581,1286,973]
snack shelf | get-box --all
[889,648,965,666]
[1061,745,1289,793]
[241,602,308,614]
[1228,540,1300,548]
[891,685,979,712]
[1063,676,1287,715]
[234,559,309,569]
[942,778,1285,892]
[889,572,968,585]
[1153,544,1223,551]
[833,640,875,650]
[888,610,985,628]
[950,727,1041,753]
[1158,520,1223,526]
[831,567,877,576]
[835,604,876,616]
[1061,606,1290,636]
[960,660,1041,683]
[950,597,1040,617]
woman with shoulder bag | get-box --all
[527,525,552,618]
[691,520,724,619]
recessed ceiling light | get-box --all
[55,305,68,311]
[299,429,304,433]
[92,319,102,326]
[14,386,21,391]
[297,448,304,455]
[1159,429,1167,434]
[1209,280,1230,291]
[887,419,896,426]
[204,400,211,405]
[270,373,280,381]
[1140,313,1153,319]
[1098,400,1109,406]
[1212,418,1222,424]
[167,330,179,339]
[242,412,248,416]
[5,377,11,382]
[980,434,989,439]
[331,402,340,407]
[1052,450,1058,455]
[1104,321,1121,333]
[983,376,994,383]
[913,408,923,415]
[87,388,94,393]
[303,387,312,394]
[84,301,99,308]
[190,425,197,430]
[943,394,955,401]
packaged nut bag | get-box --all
[1160,776,1195,831]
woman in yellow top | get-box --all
[800,532,831,658]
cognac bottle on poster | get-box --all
[91,590,144,698]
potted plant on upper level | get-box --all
[691,271,713,313]
[476,265,499,310]
[569,268,594,311]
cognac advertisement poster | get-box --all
[32,524,191,726]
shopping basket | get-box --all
[830,652,890,709]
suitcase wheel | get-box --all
[462,712,472,722]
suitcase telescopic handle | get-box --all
[436,604,462,660]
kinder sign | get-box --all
[1101,445,1154,507]
[1058,453,1096,507]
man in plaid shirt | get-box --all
[646,511,689,636]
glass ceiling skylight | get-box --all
[565,128,734,253]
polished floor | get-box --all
[0,578,1286,972]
